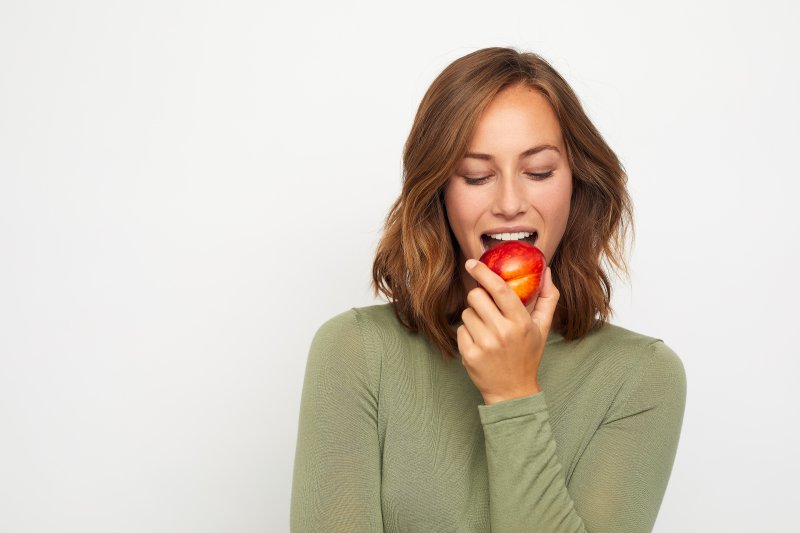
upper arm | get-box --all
[290,309,384,532]
[567,341,687,533]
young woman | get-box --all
[290,47,686,533]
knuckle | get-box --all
[482,336,500,352]
[461,346,476,362]
[496,324,512,343]
[466,288,481,305]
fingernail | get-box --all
[465,259,477,270]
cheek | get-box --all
[538,182,572,254]
[443,183,471,235]
[550,176,572,226]
[554,187,572,232]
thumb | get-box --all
[530,267,560,334]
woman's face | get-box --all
[443,83,573,293]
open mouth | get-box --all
[480,231,538,253]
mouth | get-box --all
[480,231,538,254]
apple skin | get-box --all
[478,240,546,306]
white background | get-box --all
[1,1,798,531]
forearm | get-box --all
[479,392,587,532]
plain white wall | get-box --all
[1,1,798,531]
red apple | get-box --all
[478,240,546,306]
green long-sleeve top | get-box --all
[290,303,686,532]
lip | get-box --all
[482,225,537,235]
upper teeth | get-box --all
[485,231,535,241]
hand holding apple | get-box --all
[457,247,560,406]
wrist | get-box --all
[483,381,541,405]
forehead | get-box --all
[467,85,563,152]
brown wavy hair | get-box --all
[371,47,634,360]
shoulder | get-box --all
[564,321,684,374]
[548,322,686,410]
[306,304,402,390]
[310,307,362,354]
[313,303,403,346]
[595,322,685,383]
[351,303,404,331]
[571,321,661,351]
[579,322,687,419]
[322,303,414,349]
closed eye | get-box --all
[462,176,489,185]
[462,171,554,185]
[528,171,554,180]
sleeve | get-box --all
[290,309,384,533]
[477,340,687,533]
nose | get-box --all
[491,174,528,218]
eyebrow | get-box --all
[464,144,560,161]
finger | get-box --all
[465,285,506,334]
[465,259,523,319]
[530,266,560,334]
[456,323,474,362]
[461,306,493,351]
[524,293,539,315]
